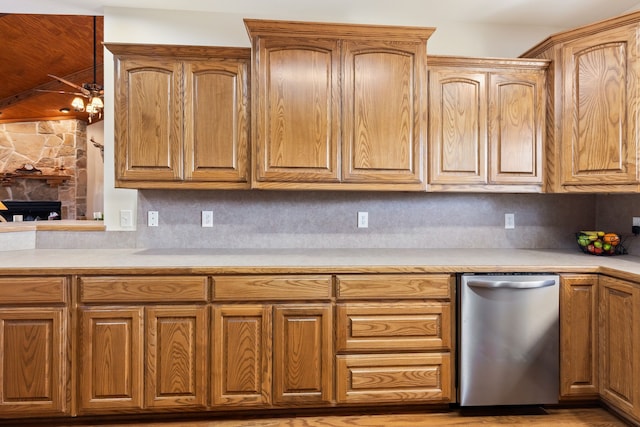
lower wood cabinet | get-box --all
[559,274,599,400]
[0,276,69,418]
[212,275,334,408]
[599,276,640,422]
[77,276,209,415]
[335,274,455,404]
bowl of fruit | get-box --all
[576,231,626,256]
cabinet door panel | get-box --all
[0,309,67,416]
[212,305,271,406]
[561,26,638,186]
[342,41,425,186]
[115,57,183,182]
[489,72,544,184]
[78,308,144,413]
[273,304,332,404]
[254,39,340,183]
[184,60,249,183]
[559,275,598,399]
[429,70,487,184]
[146,306,207,408]
[599,277,640,417]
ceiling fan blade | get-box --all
[48,74,90,96]
[36,89,87,97]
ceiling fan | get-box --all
[37,16,104,122]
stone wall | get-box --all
[0,120,87,219]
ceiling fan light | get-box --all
[90,96,104,109]
[71,97,85,112]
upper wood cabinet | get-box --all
[106,43,250,189]
[522,12,640,192]
[428,56,548,192]
[245,19,433,191]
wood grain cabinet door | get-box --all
[145,306,207,409]
[599,276,640,419]
[183,58,250,185]
[212,305,271,407]
[273,304,333,405]
[559,274,599,400]
[114,57,183,184]
[0,308,67,416]
[561,25,639,188]
[78,307,144,413]
[342,40,426,188]
[252,37,341,185]
[429,69,488,185]
[488,71,544,184]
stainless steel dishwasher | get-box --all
[459,273,559,406]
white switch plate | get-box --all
[148,211,159,227]
[505,213,515,229]
[202,211,213,228]
[119,210,133,228]
[633,217,640,227]
[358,211,369,228]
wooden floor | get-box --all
[38,407,629,427]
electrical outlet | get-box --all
[147,211,159,227]
[357,211,368,228]
[505,213,515,229]
[119,210,133,228]
[202,211,213,228]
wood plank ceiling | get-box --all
[0,14,104,124]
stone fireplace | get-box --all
[0,120,87,219]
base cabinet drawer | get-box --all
[335,353,452,404]
[336,303,451,352]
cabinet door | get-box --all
[273,304,332,404]
[559,275,598,399]
[0,308,67,416]
[114,57,183,183]
[184,58,250,185]
[429,69,487,185]
[599,276,640,419]
[489,71,544,184]
[252,37,340,185]
[212,305,271,406]
[78,307,144,413]
[342,40,425,188]
[561,25,639,188]
[145,306,207,409]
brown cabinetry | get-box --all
[77,276,209,414]
[107,44,250,189]
[599,276,640,422]
[523,13,640,192]
[245,19,433,191]
[0,277,69,418]
[428,56,547,192]
[335,274,454,404]
[213,275,333,407]
[559,274,599,400]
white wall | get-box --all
[86,120,104,218]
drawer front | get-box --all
[0,276,66,304]
[336,353,452,404]
[79,276,209,303]
[336,302,451,352]
[213,275,332,301]
[336,274,452,300]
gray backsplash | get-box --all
[133,191,600,250]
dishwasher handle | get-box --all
[466,278,557,289]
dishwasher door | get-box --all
[459,274,559,406]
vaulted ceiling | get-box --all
[0,14,103,124]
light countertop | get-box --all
[2,248,640,280]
